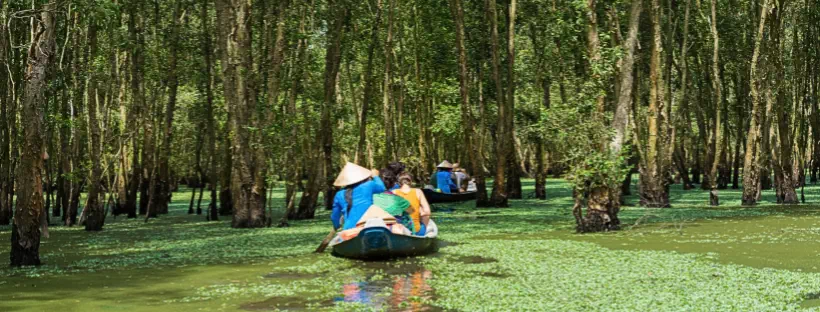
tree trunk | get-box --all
[12,3,55,266]
[355,0,383,164]
[741,0,770,206]
[283,4,311,224]
[610,0,642,155]
[255,0,289,226]
[488,0,507,207]
[125,1,143,219]
[449,0,478,202]
[638,0,670,208]
[383,0,395,164]
[707,0,723,206]
[319,0,348,213]
[769,6,798,204]
[474,65,491,206]
[201,0,219,221]
[215,0,267,228]
[85,20,105,231]
[151,0,183,216]
[0,0,9,225]
[504,0,520,200]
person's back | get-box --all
[331,163,386,230]
[436,170,456,194]
[394,188,422,233]
[454,171,467,190]
[395,173,431,235]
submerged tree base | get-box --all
[573,187,620,233]
[10,223,41,266]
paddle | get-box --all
[314,227,339,253]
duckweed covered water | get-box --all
[1,180,820,311]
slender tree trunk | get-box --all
[474,65,490,206]
[610,0,642,155]
[151,0,182,216]
[283,4,311,223]
[504,0,520,200]
[707,0,723,206]
[383,0,395,163]
[199,0,218,221]
[126,0,144,219]
[488,0,508,207]
[320,0,349,213]
[638,0,670,208]
[449,0,479,203]
[741,0,770,206]
[85,20,105,231]
[0,0,9,225]
[12,2,55,266]
[769,5,797,204]
[355,0,383,164]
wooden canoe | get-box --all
[331,227,438,260]
[422,189,477,204]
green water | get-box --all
[2,181,820,311]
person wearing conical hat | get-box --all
[434,160,458,194]
[330,162,386,230]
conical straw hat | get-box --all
[334,162,372,187]
[357,205,397,226]
[436,160,454,169]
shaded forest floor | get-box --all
[2,180,820,311]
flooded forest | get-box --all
[3,0,820,311]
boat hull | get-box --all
[422,189,477,204]
[331,227,439,260]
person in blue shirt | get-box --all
[331,162,386,230]
[435,160,458,194]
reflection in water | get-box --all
[336,268,436,312]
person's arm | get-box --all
[330,194,343,229]
[416,188,431,225]
[370,176,386,194]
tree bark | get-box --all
[448,0,479,203]
[488,0,508,207]
[383,0,395,163]
[741,0,770,205]
[201,0,219,221]
[638,0,670,208]
[85,20,105,231]
[12,2,56,266]
[256,0,289,226]
[320,0,349,213]
[284,3,311,223]
[0,0,11,225]
[215,0,267,228]
[151,0,183,216]
[707,0,723,206]
[610,0,642,154]
[504,0,520,200]
[769,5,798,204]
[355,0,383,164]
[126,0,145,219]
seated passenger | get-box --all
[435,160,459,194]
[380,161,406,192]
[452,163,471,192]
[331,163,385,230]
[393,173,432,236]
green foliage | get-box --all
[566,148,630,192]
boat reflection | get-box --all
[336,269,436,311]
